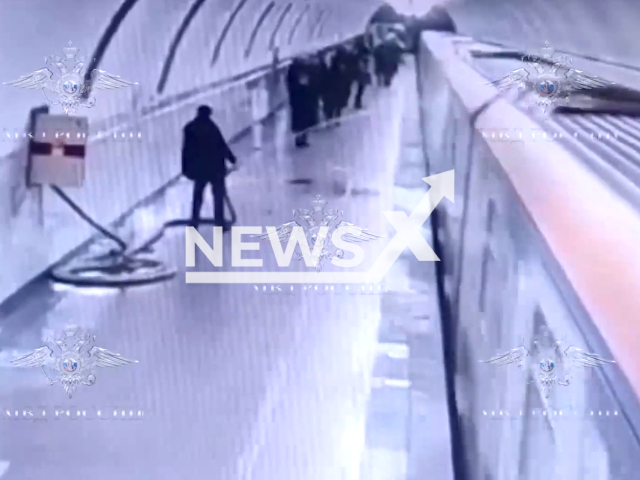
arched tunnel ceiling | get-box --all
[0,0,383,139]
[3,0,635,141]
[445,0,638,70]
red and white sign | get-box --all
[28,114,88,187]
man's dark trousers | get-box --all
[191,176,226,229]
[354,82,365,109]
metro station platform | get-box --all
[6,20,640,479]
[0,66,453,480]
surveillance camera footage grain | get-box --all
[0,0,638,479]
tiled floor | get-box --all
[0,67,452,480]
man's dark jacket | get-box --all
[286,61,319,133]
[329,49,353,109]
[182,116,236,181]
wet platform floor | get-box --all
[0,66,453,480]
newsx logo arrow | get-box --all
[185,169,454,283]
[364,169,454,283]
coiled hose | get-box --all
[49,172,237,288]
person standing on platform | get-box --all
[352,38,371,109]
[329,46,352,122]
[266,47,281,112]
[182,105,236,231]
[308,55,324,129]
[317,52,335,125]
[373,45,386,86]
[286,58,318,147]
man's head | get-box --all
[197,105,212,118]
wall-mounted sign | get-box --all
[28,114,88,187]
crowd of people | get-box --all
[180,36,405,230]
[285,36,403,148]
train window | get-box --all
[479,245,493,313]
[450,116,457,167]
[531,307,560,355]
[485,198,496,233]
[532,307,551,338]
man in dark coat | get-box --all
[182,105,236,231]
[328,47,352,121]
[352,55,370,109]
[374,41,401,87]
[316,52,335,124]
[286,58,319,147]
[373,46,386,86]
[351,38,371,109]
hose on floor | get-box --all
[49,171,237,288]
